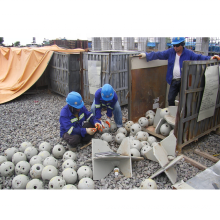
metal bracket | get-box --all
[92,137,132,180]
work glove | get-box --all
[106,118,111,128]
[138,53,146,59]
[211,55,220,61]
[95,121,104,132]
[86,128,97,135]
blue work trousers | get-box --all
[168,79,181,106]
[91,100,123,127]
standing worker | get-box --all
[91,84,123,128]
[139,37,220,106]
[59,91,103,152]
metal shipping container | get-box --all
[49,52,81,97]
[82,51,139,106]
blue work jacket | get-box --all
[145,47,211,85]
[59,105,100,138]
[94,88,118,119]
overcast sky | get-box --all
[1,0,219,46]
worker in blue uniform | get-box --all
[91,84,123,128]
[59,91,103,152]
[139,37,220,106]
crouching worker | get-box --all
[59,91,103,152]
[91,84,123,128]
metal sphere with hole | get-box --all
[29,155,43,166]
[30,164,44,179]
[138,117,149,127]
[146,114,155,126]
[116,127,127,136]
[134,131,149,141]
[62,168,78,184]
[124,121,134,132]
[49,176,66,189]
[141,146,152,157]
[62,184,77,189]
[4,147,18,161]
[0,156,7,165]
[26,179,44,189]
[62,159,77,171]
[140,179,157,189]
[100,133,113,143]
[99,122,110,134]
[115,133,126,144]
[130,140,142,151]
[141,141,150,147]
[110,121,117,133]
[38,151,50,160]
[147,136,157,146]
[63,151,77,161]
[160,108,170,119]
[12,152,27,165]
[52,144,66,159]
[12,174,29,189]
[78,177,95,189]
[145,110,155,117]
[15,161,30,175]
[130,148,140,157]
[130,123,142,136]
[77,166,93,180]
[24,147,38,160]
[19,142,32,152]
[43,156,58,168]
[39,142,52,153]
[0,161,15,177]
[41,165,58,181]
[160,123,171,136]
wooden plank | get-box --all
[194,149,220,163]
[80,141,92,150]
[181,154,207,171]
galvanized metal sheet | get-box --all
[128,57,168,123]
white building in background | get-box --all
[101,37,111,50]
[112,37,122,50]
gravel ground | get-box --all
[0,89,220,190]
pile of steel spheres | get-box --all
[0,142,95,189]
[100,109,173,158]
[0,108,173,190]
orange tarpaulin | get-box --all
[0,45,85,104]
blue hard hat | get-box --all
[101,84,114,101]
[171,37,185,45]
[66,92,84,109]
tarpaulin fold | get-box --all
[0,45,85,104]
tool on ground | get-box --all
[95,122,103,132]
[80,141,92,150]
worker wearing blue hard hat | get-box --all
[91,84,123,129]
[59,91,102,152]
[139,37,220,106]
